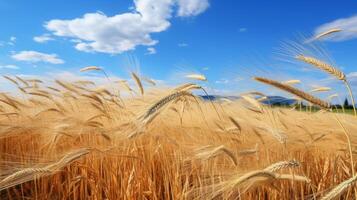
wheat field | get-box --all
[0,62,356,200]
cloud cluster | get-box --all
[146,47,157,55]
[12,51,64,64]
[8,36,16,45]
[314,15,357,41]
[177,0,209,17]
[44,0,209,54]
[34,34,54,43]
[239,28,247,32]
[347,72,357,86]
[178,43,188,47]
[0,64,19,70]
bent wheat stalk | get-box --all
[128,85,202,138]
[0,148,90,191]
[296,55,345,80]
[310,87,331,93]
[185,74,207,81]
[334,115,355,177]
[264,160,300,172]
[139,90,194,124]
[79,66,102,72]
[296,55,356,116]
[320,175,357,200]
[81,66,124,107]
[282,79,301,85]
[241,95,263,113]
[315,28,342,40]
[131,72,144,96]
[193,145,238,166]
[209,170,310,198]
[253,77,330,109]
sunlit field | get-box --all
[1,42,357,200]
[3,0,357,199]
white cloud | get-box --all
[314,15,357,41]
[239,28,247,32]
[33,34,54,43]
[215,79,229,84]
[347,72,357,84]
[347,72,357,78]
[234,77,244,82]
[44,0,209,54]
[70,39,82,43]
[0,64,19,70]
[48,71,120,84]
[12,51,64,64]
[8,36,16,45]
[346,72,357,91]
[177,0,209,17]
[146,47,157,55]
[178,43,188,47]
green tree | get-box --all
[344,98,350,108]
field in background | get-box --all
[0,73,356,199]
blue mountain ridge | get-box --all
[199,95,297,105]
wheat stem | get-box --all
[343,80,357,116]
[334,115,355,177]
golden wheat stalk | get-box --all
[174,83,202,92]
[193,145,238,166]
[296,55,357,186]
[310,87,331,93]
[328,94,346,113]
[0,148,90,191]
[146,83,202,118]
[79,66,123,106]
[320,175,357,200]
[228,116,242,132]
[328,94,338,99]
[238,144,258,156]
[74,80,95,86]
[3,75,19,86]
[210,170,310,198]
[27,79,43,84]
[264,160,300,172]
[185,74,207,81]
[55,80,79,94]
[296,55,356,116]
[315,28,342,40]
[334,115,355,178]
[15,76,29,86]
[254,77,330,109]
[282,79,301,85]
[129,84,202,138]
[241,95,263,113]
[139,90,193,124]
[142,77,156,86]
[296,55,345,80]
[131,72,144,96]
[79,66,102,72]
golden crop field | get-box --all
[0,47,357,200]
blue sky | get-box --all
[1,0,357,98]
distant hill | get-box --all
[199,95,297,106]
[260,96,297,106]
[199,95,239,101]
